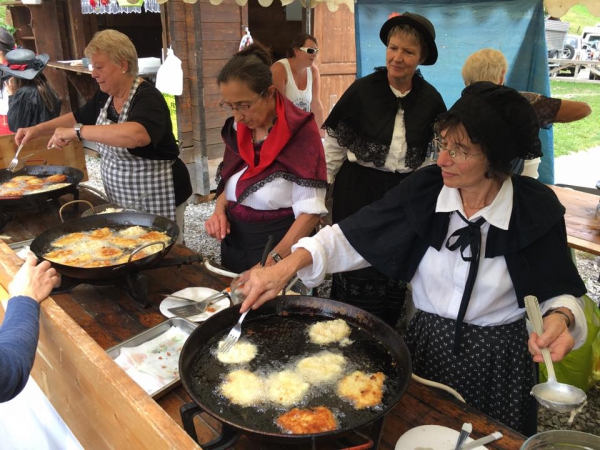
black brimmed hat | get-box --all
[379,11,438,65]
[0,28,15,54]
[1,49,50,80]
[444,82,542,169]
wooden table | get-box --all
[0,193,526,449]
[550,185,600,256]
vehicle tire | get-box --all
[562,44,575,59]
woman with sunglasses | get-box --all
[271,34,325,135]
[234,83,587,436]
[323,12,446,326]
[204,42,327,273]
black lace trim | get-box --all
[326,121,390,168]
[215,161,224,185]
[326,121,428,170]
[237,171,327,204]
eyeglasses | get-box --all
[299,47,319,55]
[432,136,483,163]
[220,89,266,112]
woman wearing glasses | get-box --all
[323,12,446,325]
[14,30,192,238]
[271,34,325,135]
[205,43,327,273]
[235,83,587,436]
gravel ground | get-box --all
[85,154,600,435]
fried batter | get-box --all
[89,227,113,239]
[308,319,352,345]
[11,175,37,182]
[110,236,140,249]
[276,406,338,434]
[45,174,68,183]
[119,226,146,237]
[138,230,171,244]
[295,351,346,384]
[220,370,264,406]
[62,253,94,267]
[24,177,44,186]
[93,246,124,260]
[266,370,310,406]
[45,248,75,264]
[217,340,257,364]
[337,371,385,409]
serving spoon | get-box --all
[524,295,587,413]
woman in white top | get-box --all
[233,83,587,436]
[271,34,325,135]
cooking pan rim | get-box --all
[180,296,412,440]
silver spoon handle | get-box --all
[524,295,557,381]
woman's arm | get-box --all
[49,121,150,150]
[310,65,325,137]
[14,112,77,146]
[263,213,320,267]
[324,132,348,184]
[204,192,230,241]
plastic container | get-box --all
[520,430,600,449]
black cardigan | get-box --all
[340,164,586,307]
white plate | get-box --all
[159,287,230,322]
[395,425,488,450]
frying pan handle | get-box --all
[129,241,166,261]
[59,200,94,222]
[179,402,242,449]
[343,429,375,450]
[78,183,109,202]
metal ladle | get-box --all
[524,295,587,413]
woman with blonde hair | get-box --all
[14,29,191,237]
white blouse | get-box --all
[224,167,327,219]
[292,178,587,348]
[325,85,413,184]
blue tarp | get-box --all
[355,0,556,183]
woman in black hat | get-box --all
[322,12,446,326]
[1,49,61,132]
[235,83,587,435]
[0,27,16,134]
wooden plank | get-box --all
[0,243,200,449]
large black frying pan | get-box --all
[30,211,179,280]
[0,165,84,205]
[180,297,412,447]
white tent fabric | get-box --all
[207,0,353,13]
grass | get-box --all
[561,5,600,35]
[550,80,600,156]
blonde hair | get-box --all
[461,49,507,86]
[84,29,138,76]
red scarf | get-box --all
[235,93,291,180]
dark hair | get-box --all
[434,114,510,180]
[387,25,428,64]
[14,73,61,115]
[286,34,318,58]
[217,42,273,95]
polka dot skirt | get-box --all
[405,310,536,434]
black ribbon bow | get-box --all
[445,212,486,355]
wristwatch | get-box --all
[74,123,84,141]
[270,251,282,263]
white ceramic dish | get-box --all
[395,425,488,450]
[159,287,230,322]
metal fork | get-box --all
[7,143,25,172]
[219,310,249,353]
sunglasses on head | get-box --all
[299,47,319,55]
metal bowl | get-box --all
[520,430,600,449]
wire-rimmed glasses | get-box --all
[220,88,266,112]
[431,136,483,163]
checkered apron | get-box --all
[96,78,176,220]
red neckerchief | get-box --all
[236,93,291,180]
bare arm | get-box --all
[555,99,592,123]
[14,113,77,146]
[240,248,314,312]
[262,213,320,267]
[49,121,151,150]
[271,61,288,98]
[204,193,230,241]
[310,65,325,137]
